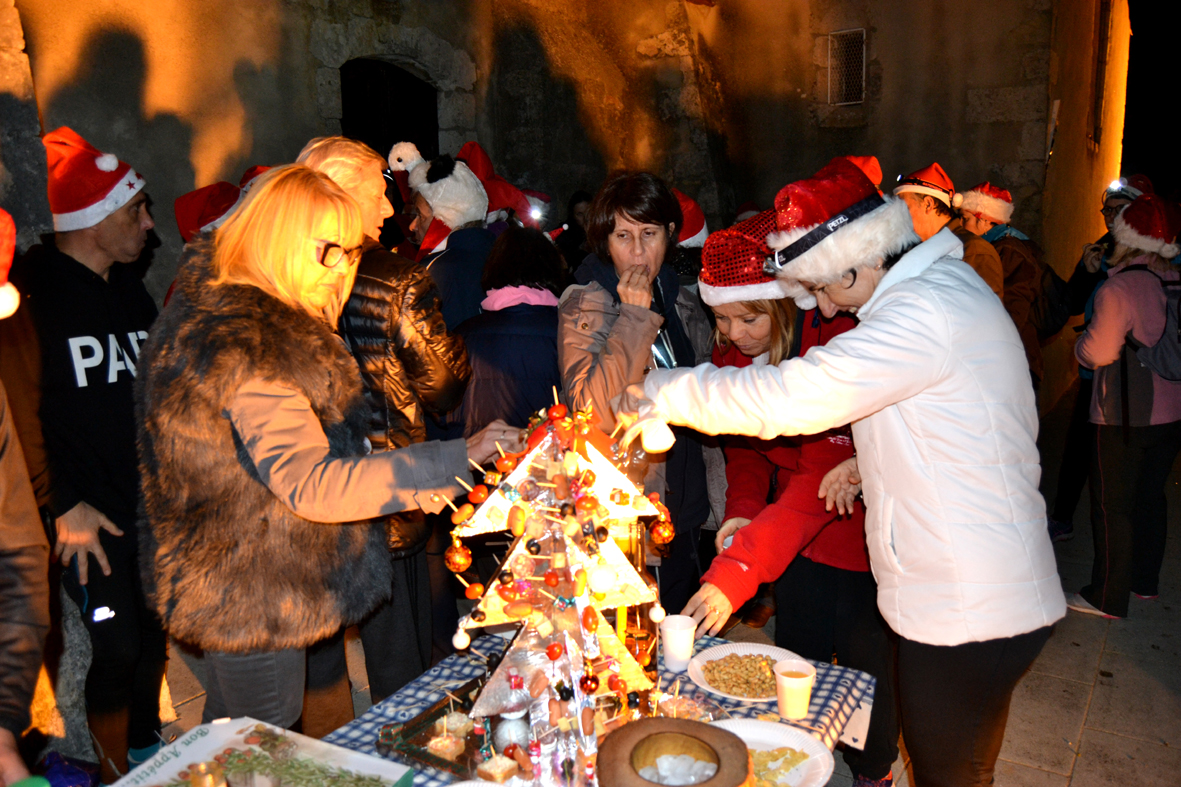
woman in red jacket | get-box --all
[685,211,898,787]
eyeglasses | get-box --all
[1100,204,1128,218]
[317,241,364,269]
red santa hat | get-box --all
[765,157,919,307]
[174,182,242,243]
[893,162,962,208]
[734,201,760,223]
[674,189,709,248]
[0,208,19,319]
[846,155,883,188]
[457,141,531,223]
[1112,193,1181,259]
[43,127,146,232]
[959,182,1014,225]
[239,165,271,193]
[698,209,798,306]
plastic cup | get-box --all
[660,614,697,672]
[774,659,816,720]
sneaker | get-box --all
[853,773,894,787]
[1047,516,1074,543]
[1065,592,1120,618]
[1132,591,1159,601]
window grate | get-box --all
[828,29,866,106]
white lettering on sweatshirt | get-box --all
[68,332,144,387]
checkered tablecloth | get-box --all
[325,635,875,787]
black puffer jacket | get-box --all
[340,239,470,555]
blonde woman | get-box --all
[135,165,516,727]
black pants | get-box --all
[774,557,898,781]
[61,527,167,749]
[657,524,702,616]
[307,549,433,708]
[1050,377,1095,523]
[1082,421,1181,615]
[898,626,1051,787]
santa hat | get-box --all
[457,141,532,223]
[174,182,242,243]
[765,157,919,307]
[43,127,145,232]
[0,208,19,319]
[846,155,883,188]
[239,165,271,193]
[1104,174,1154,202]
[893,162,962,208]
[734,201,760,223]
[407,155,489,231]
[1112,193,1181,259]
[674,189,709,248]
[959,182,1014,225]
[698,209,798,306]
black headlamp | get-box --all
[763,192,885,276]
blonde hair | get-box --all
[211,164,363,324]
[296,136,386,192]
[712,298,798,365]
[1109,243,1172,274]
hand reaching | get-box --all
[817,456,861,516]
[54,501,122,585]
[714,517,751,553]
[682,583,734,637]
[466,419,524,466]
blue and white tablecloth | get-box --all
[325,634,875,787]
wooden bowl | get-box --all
[598,717,752,787]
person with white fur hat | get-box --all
[621,156,1064,787]
[1070,192,1181,619]
[0,127,165,785]
[895,162,1004,298]
[389,142,493,329]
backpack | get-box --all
[1135,274,1181,381]
[1031,262,1071,341]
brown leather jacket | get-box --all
[949,218,1004,298]
[994,235,1045,383]
[340,239,470,555]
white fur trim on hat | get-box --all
[410,159,489,231]
[780,280,817,310]
[765,197,918,286]
[388,142,424,173]
[1113,211,1180,259]
[698,275,794,306]
[52,168,146,232]
[960,190,1013,224]
[893,183,963,209]
[678,221,709,249]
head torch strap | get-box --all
[763,192,886,275]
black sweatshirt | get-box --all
[3,242,157,528]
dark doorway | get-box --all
[341,58,439,248]
[1122,2,1181,199]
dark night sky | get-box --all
[1121,1,1180,199]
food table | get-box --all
[324,634,876,786]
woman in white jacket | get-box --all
[624,158,1065,787]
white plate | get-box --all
[711,719,834,787]
[687,642,800,701]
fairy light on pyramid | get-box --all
[439,396,676,783]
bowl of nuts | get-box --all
[687,644,801,702]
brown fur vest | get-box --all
[135,240,391,652]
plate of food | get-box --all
[687,642,800,701]
[711,719,833,787]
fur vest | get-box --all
[135,240,392,653]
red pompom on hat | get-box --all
[959,182,1014,225]
[174,182,242,243]
[893,161,962,208]
[0,208,19,319]
[674,189,709,248]
[239,165,271,193]
[457,141,531,223]
[765,157,919,307]
[1112,193,1181,259]
[44,127,146,232]
[698,209,796,307]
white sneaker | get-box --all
[1065,592,1119,619]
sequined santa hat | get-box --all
[174,182,242,243]
[0,208,19,319]
[764,157,918,308]
[1112,193,1181,259]
[893,161,963,209]
[959,182,1014,225]
[697,209,798,306]
[674,189,709,248]
[43,127,146,232]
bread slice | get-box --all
[476,753,520,783]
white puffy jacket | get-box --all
[640,228,1065,646]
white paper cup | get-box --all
[774,659,816,720]
[660,614,697,672]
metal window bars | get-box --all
[828,28,866,106]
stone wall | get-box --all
[0,0,50,249]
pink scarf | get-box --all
[480,286,560,311]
